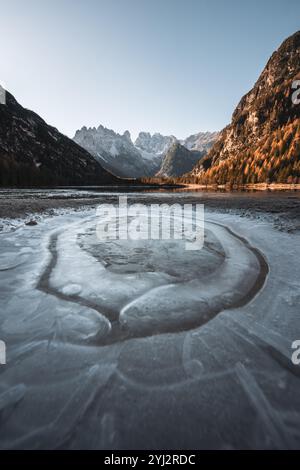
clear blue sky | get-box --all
[1,0,299,140]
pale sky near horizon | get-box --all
[1,0,300,140]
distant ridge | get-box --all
[74,126,218,178]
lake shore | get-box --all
[1,187,300,233]
[182,183,300,191]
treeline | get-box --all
[196,120,300,185]
[180,119,300,185]
[0,152,117,187]
[0,154,58,186]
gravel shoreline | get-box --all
[0,189,300,233]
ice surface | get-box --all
[0,200,300,449]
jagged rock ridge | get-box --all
[73,125,158,178]
[74,126,218,178]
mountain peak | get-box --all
[123,130,131,142]
[277,30,300,54]
[157,142,204,178]
[188,30,300,185]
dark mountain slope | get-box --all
[0,90,120,186]
[157,142,204,177]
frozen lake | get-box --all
[0,192,300,449]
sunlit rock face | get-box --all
[189,31,300,184]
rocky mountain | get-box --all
[0,89,119,187]
[134,131,178,174]
[135,132,177,156]
[187,31,300,184]
[157,142,204,177]
[74,127,218,178]
[74,126,160,178]
[181,131,219,152]
[135,130,218,155]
